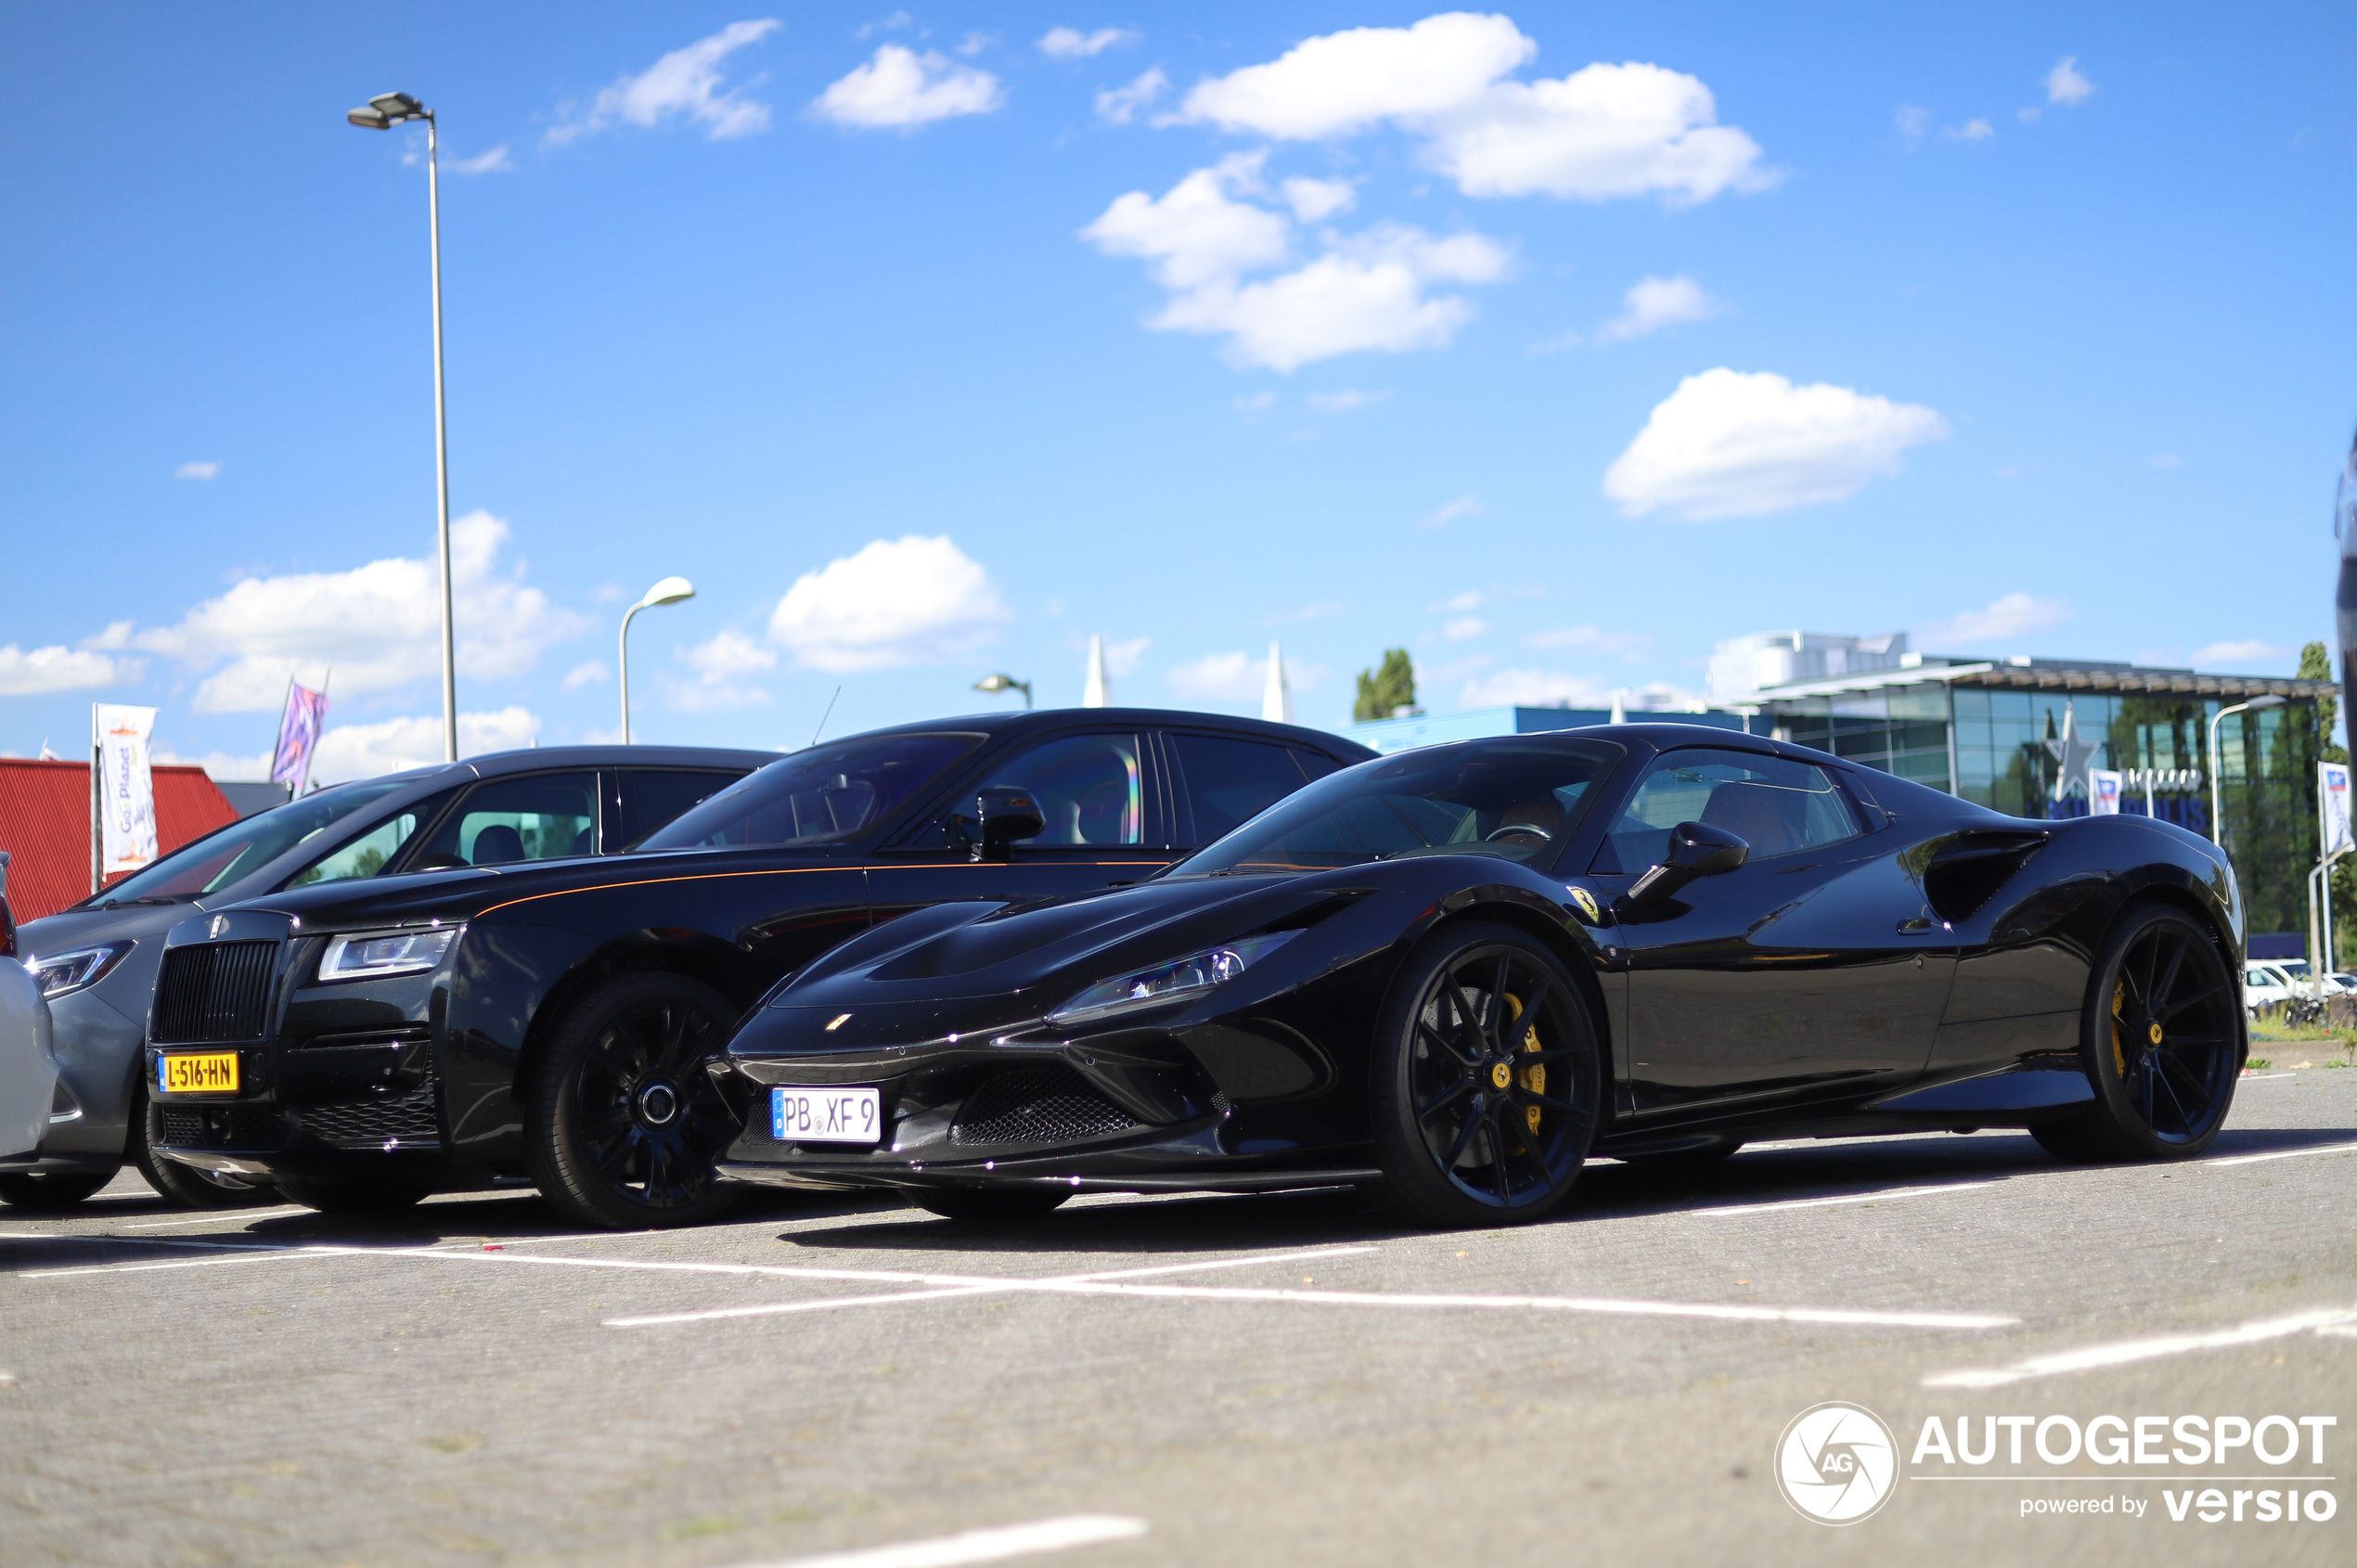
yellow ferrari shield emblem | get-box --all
[1566,885,1601,923]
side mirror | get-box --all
[945,786,1046,863]
[1626,820,1747,906]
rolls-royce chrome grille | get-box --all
[153,941,278,1044]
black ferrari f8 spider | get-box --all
[715,725,2246,1227]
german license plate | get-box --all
[770,1086,881,1145]
[158,1052,239,1093]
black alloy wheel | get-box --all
[2035,904,2241,1163]
[1368,922,1602,1227]
[135,1099,278,1208]
[528,972,743,1229]
[909,1187,1074,1222]
[0,1170,114,1209]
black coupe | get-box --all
[716,726,2247,1227]
[143,711,1370,1226]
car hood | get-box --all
[779,869,1354,1010]
[18,901,194,955]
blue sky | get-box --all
[5,5,2354,779]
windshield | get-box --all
[80,779,414,906]
[636,733,981,850]
[1174,739,1622,876]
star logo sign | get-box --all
[1774,1402,1900,1524]
[2043,701,2099,803]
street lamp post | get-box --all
[2207,693,2286,850]
[346,92,457,763]
[973,673,1032,709]
[618,577,696,744]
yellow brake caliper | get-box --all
[2110,980,2127,1077]
[1500,995,1544,1133]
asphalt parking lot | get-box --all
[3,1070,2351,1568]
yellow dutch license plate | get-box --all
[157,1053,239,1094]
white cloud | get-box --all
[0,644,130,696]
[1103,636,1151,676]
[547,19,782,144]
[1435,589,1482,612]
[450,145,514,174]
[1422,493,1483,528]
[1266,600,1342,624]
[1603,368,1951,521]
[1896,105,1931,145]
[2190,639,2287,668]
[1039,26,1136,59]
[2046,57,2094,107]
[1525,625,1648,658]
[1459,667,1614,707]
[1084,158,1505,370]
[1178,15,1770,205]
[560,659,609,691]
[1441,616,1488,641]
[1233,390,1275,413]
[812,45,1004,129]
[1282,175,1356,221]
[1307,388,1384,413]
[310,707,542,785]
[174,460,220,481]
[669,628,777,711]
[1096,67,1167,124]
[768,535,1010,673]
[128,510,590,712]
[151,744,273,781]
[1944,118,1993,143]
[1167,649,1323,703]
[1595,275,1723,342]
[1914,592,2073,649]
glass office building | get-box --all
[1750,656,2338,940]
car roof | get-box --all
[823,707,1376,761]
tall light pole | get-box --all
[346,91,457,764]
[2208,693,2286,849]
[973,673,1032,709]
[619,577,696,744]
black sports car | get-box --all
[141,710,1371,1226]
[716,725,2247,1227]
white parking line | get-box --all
[1009,1281,2016,1331]
[731,1514,1148,1568]
[2204,1140,2357,1166]
[1694,1181,1998,1216]
[1924,1305,2357,1388]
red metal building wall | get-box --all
[0,760,240,922]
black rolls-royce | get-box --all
[141,710,1372,1226]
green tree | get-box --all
[1353,649,1419,722]
[2299,640,2345,764]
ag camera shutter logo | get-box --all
[1776,1402,1901,1524]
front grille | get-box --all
[949,1067,1144,1149]
[158,1104,286,1150]
[153,942,278,1044]
[295,1059,443,1146]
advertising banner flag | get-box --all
[93,703,159,879]
[270,682,329,794]
[2088,768,2122,816]
[2322,762,2353,857]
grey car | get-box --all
[6,744,774,1210]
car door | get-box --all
[1590,746,1958,1115]
[866,728,1178,923]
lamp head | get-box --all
[973,674,1019,696]
[636,575,696,610]
[346,106,393,130]
[369,92,428,119]
[2248,694,2288,712]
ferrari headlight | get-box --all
[1047,930,1300,1025]
[318,925,461,982]
[27,943,132,1000]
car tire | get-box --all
[134,1099,279,1208]
[908,1187,1073,1222]
[273,1176,431,1215]
[2033,904,2241,1164]
[0,1170,115,1209]
[526,971,743,1230]
[1366,921,1603,1228]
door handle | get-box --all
[1897,917,1935,934]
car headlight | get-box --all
[1046,931,1301,1025]
[27,943,132,1000]
[318,925,462,982]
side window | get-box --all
[289,809,429,887]
[976,735,1143,847]
[1169,734,1308,845]
[414,772,601,868]
[1594,748,1860,873]
[1291,747,1346,783]
[622,769,744,847]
